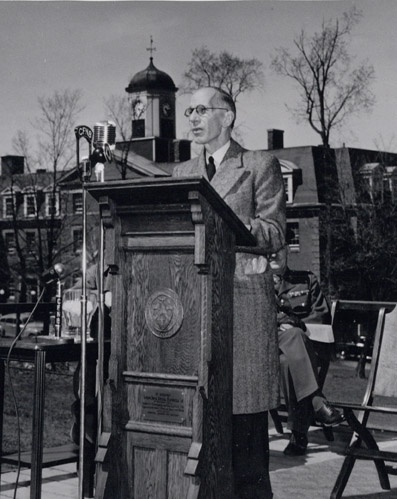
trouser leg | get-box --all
[278,327,319,402]
[279,328,325,434]
[310,340,332,389]
[280,355,314,434]
[72,360,97,444]
[233,411,273,499]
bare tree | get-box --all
[103,94,133,179]
[181,46,264,103]
[104,94,149,179]
[271,7,375,148]
[6,89,84,300]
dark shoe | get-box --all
[283,432,308,456]
[315,401,344,427]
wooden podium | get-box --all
[87,177,255,499]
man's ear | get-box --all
[223,110,234,128]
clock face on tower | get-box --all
[161,100,172,118]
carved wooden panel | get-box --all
[92,180,243,498]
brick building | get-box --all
[267,129,397,294]
[0,54,185,301]
[2,54,397,302]
[0,156,62,302]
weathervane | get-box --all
[146,35,156,61]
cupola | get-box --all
[119,37,190,164]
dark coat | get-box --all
[173,139,286,414]
[274,268,331,325]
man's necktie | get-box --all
[206,156,216,181]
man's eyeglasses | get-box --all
[184,105,229,117]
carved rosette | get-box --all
[145,288,184,338]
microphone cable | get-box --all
[5,287,46,499]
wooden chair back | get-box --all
[330,300,397,499]
[373,304,397,398]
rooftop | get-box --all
[125,57,177,94]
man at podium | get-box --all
[174,86,286,499]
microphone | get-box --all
[41,263,66,285]
[91,120,116,181]
[94,120,116,151]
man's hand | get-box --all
[104,291,112,309]
[279,323,294,332]
[244,256,268,275]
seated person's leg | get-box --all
[71,306,111,446]
[280,352,311,455]
[71,360,97,446]
[278,327,343,456]
[278,327,319,402]
[309,339,333,389]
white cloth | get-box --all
[305,323,334,343]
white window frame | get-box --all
[287,220,300,252]
[25,230,36,254]
[3,195,14,218]
[4,231,16,255]
[283,174,294,204]
[72,191,83,214]
[24,193,37,218]
[45,191,60,217]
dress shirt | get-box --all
[206,140,231,170]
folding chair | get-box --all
[330,300,397,499]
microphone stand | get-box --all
[74,126,93,499]
[91,146,106,481]
[54,277,63,338]
[90,139,113,493]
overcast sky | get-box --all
[0,0,396,158]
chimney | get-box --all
[267,129,284,150]
[1,155,24,176]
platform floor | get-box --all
[1,424,397,498]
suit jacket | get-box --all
[173,139,286,414]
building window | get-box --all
[4,232,16,255]
[8,284,16,302]
[25,194,36,217]
[384,167,397,203]
[160,119,174,139]
[283,175,294,203]
[72,228,83,254]
[3,196,14,218]
[72,193,83,214]
[46,192,60,217]
[132,119,145,138]
[359,164,385,203]
[287,221,300,251]
[25,231,36,254]
[47,229,58,252]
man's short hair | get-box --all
[210,87,236,129]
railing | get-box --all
[0,302,56,337]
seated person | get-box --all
[68,261,112,448]
[270,247,343,456]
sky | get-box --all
[0,0,396,158]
